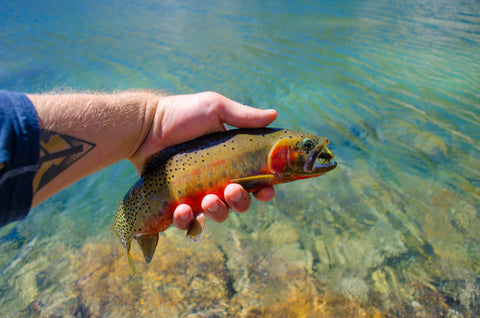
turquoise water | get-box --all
[1,0,479,316]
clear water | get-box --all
[1,0,479,316]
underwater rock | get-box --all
[64,234,391,317]
[412,131,448,157]
[336,276,369,303]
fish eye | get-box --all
[302,138,315,152]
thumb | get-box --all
[203,93,277,128]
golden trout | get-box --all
[112,128,337,275]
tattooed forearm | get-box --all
[28,92,157,206]
[33,129,96,193]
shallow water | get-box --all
[1,0,479,316]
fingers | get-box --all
[253,186,275,202]
[172,204,194,230]
[173,184,276,230]
[172,199,231,229]
[202,194,229,223]
[201,183,252,223]
[224,183,251,213]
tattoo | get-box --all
[33,130,96,193]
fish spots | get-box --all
[113,128,337,275]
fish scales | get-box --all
[112,128,337,275]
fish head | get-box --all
[267,131,337,179]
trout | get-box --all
[112,128,337,275]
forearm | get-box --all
[28,91,159,206]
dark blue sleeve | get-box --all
[0,90,40,226]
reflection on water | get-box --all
[1,0,479,316]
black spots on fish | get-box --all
[232,147,235,151]
[249,138,253,142]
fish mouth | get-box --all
[303,141,337,174]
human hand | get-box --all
[129,92,277,230]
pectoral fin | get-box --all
[231,174,276,191]
[187,212,206,243]
[136,233,159,263]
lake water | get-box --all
[1,0,479,316]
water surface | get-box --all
[1,0,479,317]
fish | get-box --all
[111,128,337,275]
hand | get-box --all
[129,92,277,230]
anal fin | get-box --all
[136,233,159,263]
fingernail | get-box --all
[230,190,243,203]
[180,212,191,221]
[206,200,219,212]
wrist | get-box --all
[121,92,160,160]
[127,92,165,173]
